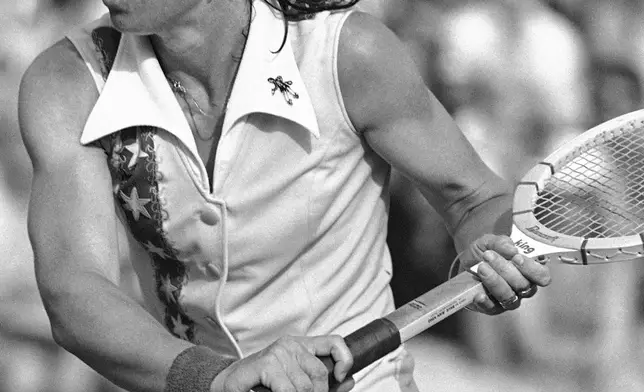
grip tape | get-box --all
[316,318,402,388]
[251,318,401,392]
[344,317,402,375]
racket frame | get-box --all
[511,110,644,265]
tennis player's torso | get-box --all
[68,4,396,361]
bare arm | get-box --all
[337,12,512,253]
[19,39,193,392]
[337,12,550,313]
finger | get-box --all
[257,371,296,392]
[271,342,316,392]
[482,250,531,293]
[294,349,329,392]
[509,253,552,287]
[228,356,294,392]
[330,376,355,392]
[306,336,353,383]
[476,262,517,307]
[471,291,503,314]
[516,283,538,299]
[472,234,518,260]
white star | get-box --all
[160,274,178,304]
[171,314,190,340]
[124,141,149,169]
[120,187,152,221]
[144,241,168,259]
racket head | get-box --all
[512,109,644,264]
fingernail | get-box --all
[512,254,524,266]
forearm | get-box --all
[20,39,235,392]
[40,270,194,392]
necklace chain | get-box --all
[167,78,211,118]
[167,77,214,140]
[166,7,252,142]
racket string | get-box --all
[534,126,644,238]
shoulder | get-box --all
[337,11,423,77]
[20,37,99,111]
[337,11,432,133]
[338,11,400,63]
[18,38,100,168]
[20,38,93,91]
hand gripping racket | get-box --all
[252,109,644,391]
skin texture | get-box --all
[19,39,191,392]
[18,1,551,391]
[337,12,550,312]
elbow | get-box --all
[41,302,70,350]
[37,285,82,353]
[50,320,72,350]
[48,308,72,349]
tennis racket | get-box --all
[252,108,644,391]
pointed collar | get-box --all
[81,0,320,156]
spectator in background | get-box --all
[435,0,590,180]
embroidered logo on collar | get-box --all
[268,76,299,105]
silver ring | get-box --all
[498,294,521,310]
[516,284,538,299]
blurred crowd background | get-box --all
[2,0,644,391]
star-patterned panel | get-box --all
[104,126,196,342]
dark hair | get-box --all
[269,0,361,18]
[261,0,361,51]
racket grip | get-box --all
[250,318,401,392]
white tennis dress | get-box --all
[67,1,417,390]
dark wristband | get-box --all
[165,346,236,392]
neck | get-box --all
[150,1,251,106]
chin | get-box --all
[107,12,153,35]
[102,1,149,34]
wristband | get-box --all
[165,346,235,392]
